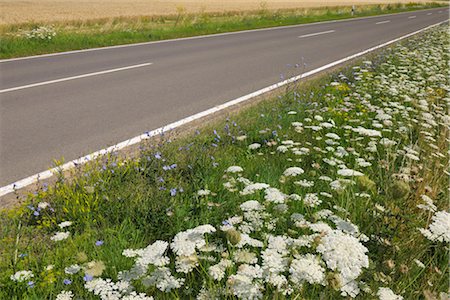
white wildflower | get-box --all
[419,210,450,243]
[64,264,81,275]
[337,169,364,177]
[226,166,244,173]
[50,231,70,242]
[317,230,369,286]
[58,221,73,229]
[377,287,403,300]
[264,188,286,204]
[248,143,261,150]
[171,225,216,257]
[10,270,33,282]
[56,291,74,300]
[209,259,233,281]
[303,193,322,207]
[197,189,211,196]
[240,183,269,195]
[283,167,304,177]
[289,254,326,285]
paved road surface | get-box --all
[0,8,448,187]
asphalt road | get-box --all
[0,8,448,187]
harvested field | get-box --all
[0,0,442,25]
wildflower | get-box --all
[175,255,199,273]
[63,279,72,285]
[289,254,326,285]
[337,169,364,177]
[264,188,286,203]
[240,200,263,211]
[50,231,70,241]
[283,167,304,177]
[142,267,184,292]
[209,259,233,281]
[171,225,216,257]
[240,183,269,195]
[303,193,322,207]
[352,127,382,137]
[226,166,244,173]
[56,291,74,300]
[197,189,211,196]
[85,260,106,277]
[377,287,403,300]
[317,230,369,296]
[419,210,450,243]
[64,264,81,275]
[417,195,437,212]
[83,274,93,282]
[11,270,33,283]
[233,250,258,264]
[37,202,50,209]
[248,143,261,150]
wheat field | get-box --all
[0,0,440,25]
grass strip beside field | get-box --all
[0,24,448,299]
[0,2,446,58]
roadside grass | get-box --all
[1,25,449,299]
[0,2,446,58]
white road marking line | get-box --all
[0,20,447,198]
[0,63,153,93]
[298,30,335,38]
[408,16,417,19]
[376,20,391,24]
[427,13,433,15]
[0,9,440,63]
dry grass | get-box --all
[0,0,442,25]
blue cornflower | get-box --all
[83,274,93,282]
[63,279,72,285]
[27,281,34,288]
[95,240,104,246]
[154,152,162,159]
[170,188,177,197]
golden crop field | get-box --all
[0,0,440,25]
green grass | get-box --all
[0,2,446,58]
[1,24,448,300]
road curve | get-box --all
[0,8,448,186]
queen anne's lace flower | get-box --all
[317,230,369,297]
[283,167,304,177]
[289,254,325,285]
[50,231,70,241]
[171,225,216,257]
[419,210,450,243]
[377,287,403,300]
[55,291,74,300]
[10,270,33,282]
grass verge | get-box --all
[1,24,449,300]
[0,2,446,58]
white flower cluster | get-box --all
[419,210,450,243]
[10,270,33,282]
[24,26,57,40]
[317,230,369,297]
[84,278,131,300]
[50,231,70,241]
